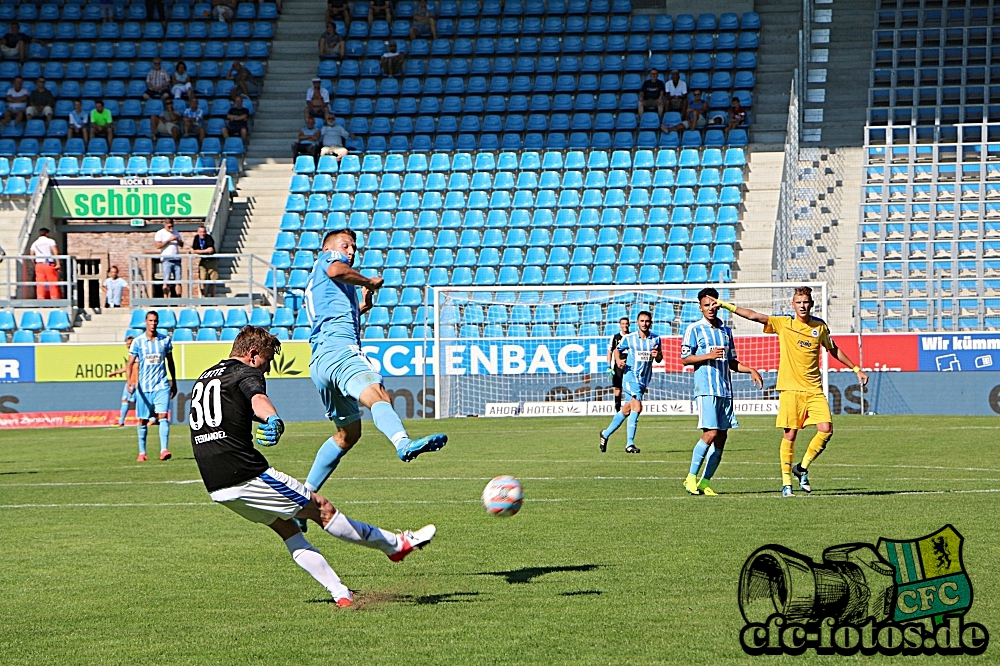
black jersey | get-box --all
[608,332,624,355]
[189,358,270,493]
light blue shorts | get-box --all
[697,395,739,431]
[622,371,646,403]
[136,387,170,419]
[121,382,135,403]
[310,344,383,427]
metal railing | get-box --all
[0,254,76,313]
[127,253,277,309]
[19,161,50,253]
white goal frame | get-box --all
[431,282,829,419]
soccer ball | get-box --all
[482,476,523,517]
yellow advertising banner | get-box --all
[34,342,314,382]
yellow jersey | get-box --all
[764,315,836,394]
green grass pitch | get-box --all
[1,415,999,664]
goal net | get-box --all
[432,282,828,419]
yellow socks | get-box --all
[801,431,832,470]
[780,439,794,486]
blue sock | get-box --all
[602,410,627,439]
[159,420,170,451]
[689,440,710,476]
[703,445,724,480]
[370,401,411,454]
[305,437,346,492]
[119,402,129,425]
[137,425,147,455]
[626,411,639,448]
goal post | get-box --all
[431,282,829,419]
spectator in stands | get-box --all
[144,58,172,101]
[638,69,666,118]
[319,23,345,59]
[182,97,206,142]
[102,265,128,308]
[305,78,330,121]
[155,219,183,298]
[665,89,707,132]
[0,23,30,63]
[100,0,115,23]
[67,99,89,144]
[727,96,747,131]
[380,41,405,77]
[30,228,60,300]
[411,0,436,39]
[369,0,391,25]
[320,114,355,160]
[145,0,165,23]
[665,69,687,116]
[2,76,27,127]
[90,99,115,143]
[326,0,350,25]
[292,116,321,160]
[26,77,55,125]
[150,98,181,140]
[171,61,193,100]
[227,61,263,98]
[222,94,250,142]
[212,0,237,22]
[191,225,217,297]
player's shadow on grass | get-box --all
[0,470,39,475]
[477,564,600,585]
[561,590,602,597]
[312,591,482,608]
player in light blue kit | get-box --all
[599,310,662,454]
[301,229,447,501]
[681,287,763,495]
[125,311,177,461]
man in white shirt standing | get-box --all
[30,228,60,300]
[102,265,128,308]
[155,219,184,298]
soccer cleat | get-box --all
[599,431,608,453]
[398,434,447,462]
[136,453,147,462]
[335,596,353,608]
[112,422,123,427]
[625,445,640,454]
[697,479,718,496]
[295,517,308,533]
[683,473,701,495]
[159,449,172,461]
[792,463,812,493]
[782,485,794,498]
[388,524,436,562]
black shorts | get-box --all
[612,365,625,389]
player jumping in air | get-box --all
[606,316,630,412]
[714,286,869,496]
[108,334,137,427]
[126,311,177,461]
[189,326,434,607]
[301,229,447,500]
[599,310,662,454]
[681,288,763,496]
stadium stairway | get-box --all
[69,308,133,342]
[219,165,288,291]
[748,0,800,148]
[738,150,783,281]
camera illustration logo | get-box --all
[738,525,989,655]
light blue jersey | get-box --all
[681,319,737,398]
[305,250,361,352]
[618,331,661,391]
[129,333,173,392]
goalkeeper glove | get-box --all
[715,299,737,313]
[606,365,615,378]
[255,414,285,447]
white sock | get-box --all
[323,510,399,555]
[284,533,352,601]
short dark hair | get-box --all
[619,317,629,323]
[323,228,357,247]
[637,310,652,320]
[145,310,159,320]
[697,287,719,302]
[230,325,281,358]
[39,227,50,235]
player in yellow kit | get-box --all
[713,286,869,497]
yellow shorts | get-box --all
[776,391,832,430]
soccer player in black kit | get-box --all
[606,316,631,418]
[189,326,436,607]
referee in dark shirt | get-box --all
[608,316,631,412]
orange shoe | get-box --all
[335,596,353,608]
[159,450,172,461]
[136,453,147,462]
[388,524,436,562]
